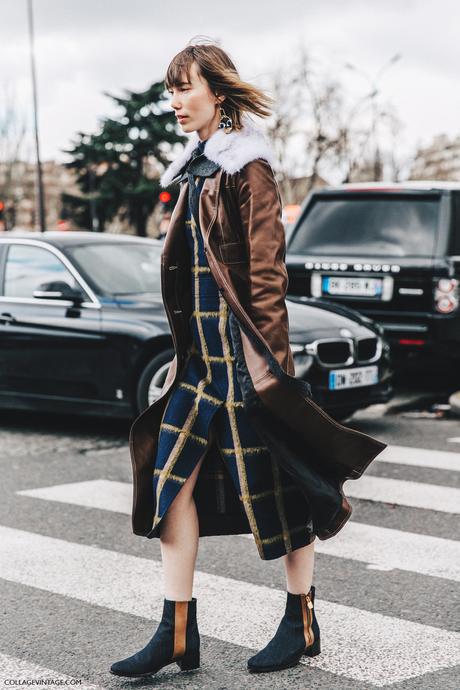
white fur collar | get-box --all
[160,112,274,187]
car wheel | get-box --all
[136,348,175,414]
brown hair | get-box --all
[164,37,273,130]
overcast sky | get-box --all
[3,0,460,169]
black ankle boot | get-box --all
[247,586,320,673]
[110,597,200,678]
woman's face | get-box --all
[168,61,223,139]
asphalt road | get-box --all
[0,386,459,690]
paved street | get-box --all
[0,389,459,689]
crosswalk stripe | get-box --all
[345,475,460,513]
[377,444,460,471]
[307,521,460,580]
[17,479,133,513]
[17,479,460,582]
[244,519,460,580]
[0,652,104,688]
[1,526,459,686]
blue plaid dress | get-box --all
[149,141,313,559]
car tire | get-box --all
[136,348,175,414]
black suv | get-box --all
[285,181,460,365]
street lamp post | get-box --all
[345,53,401,180]
[27,0,46,232]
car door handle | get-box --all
[0,312,16,324]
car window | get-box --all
[288,194,441,258]
[67,243,162,295]
[4,244,80,298]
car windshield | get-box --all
[288,194,441,257]
[67,242,162,295]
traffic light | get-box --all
[0,201,5,231]
[159,191,172,209]
[158,191,173,239]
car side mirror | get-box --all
[33,280,85,303]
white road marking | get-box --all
[0,526,459,686]
[0,652,104,688]
[377,444,460,471]
[241,521,460,581]
[345,475,460,513]
[17,479,132,514]
[313,521,460,581]
[18,479,460,581]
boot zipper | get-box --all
[302,593,314,648]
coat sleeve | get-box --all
[235,158,295,377]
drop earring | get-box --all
[218,105,233,134]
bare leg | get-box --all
[282,540,315,594]
[159,453,207,600]
[109,452,205,677]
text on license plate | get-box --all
[322,276,383,297]
[329,365,379,390]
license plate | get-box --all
[329,365,379,390]
[322,275,383,297]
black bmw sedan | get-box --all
[0,232,392,420]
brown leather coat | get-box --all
[129,156,388,541]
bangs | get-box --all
[164,48,195,90]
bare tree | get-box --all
[265,47,404,195]
[267,46,364,197]
[297,46,346,193]
[336,89,377,182]
[0,83,28,228]
[383,107,406,180]
[265,58,305,204]
[341,101,406,182]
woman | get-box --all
[110,40,387,679]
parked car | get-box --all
[0,231,392,420]
[285,296,392,419]
[285,181,460,367]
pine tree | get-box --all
[62,81,185,235]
